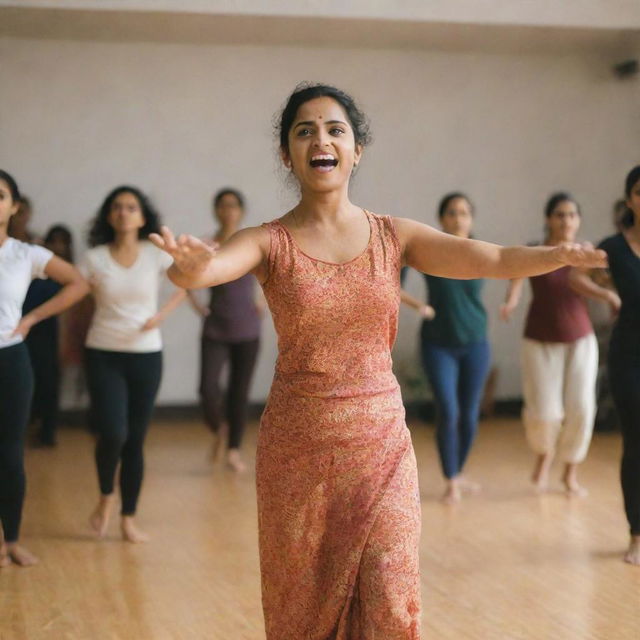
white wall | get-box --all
[1,36,638,405]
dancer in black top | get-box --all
[597,165,640,565]
[23,225,75,447]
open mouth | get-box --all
[309,154,338,172]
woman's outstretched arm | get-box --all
[394,217,607,278]
[149,225,270,289]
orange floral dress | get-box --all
[258,211,421,639]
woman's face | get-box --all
[46,232,70,259]
[283,96,362,194]
[627,178,640,223]
[0,180,19,229]
[547,200,580,242]
[107,191,145,234]
[439,197,473,238]
[11,199,31,231]
[214,193,244,228]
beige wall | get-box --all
[4,0,640,29]
[1,36,638,405]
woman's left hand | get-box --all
[419,304,436,320]
[11,314,37,339]
[553,242,607,269]
[606,290,622,317]
[141,313,164,331]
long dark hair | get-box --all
[0,169,21,202]
[88,186,161,247]
[621,165,640,229]
[44,224,74,262]
[277,83,372,154]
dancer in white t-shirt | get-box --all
[0,170,88,567]
[83,186,185,543]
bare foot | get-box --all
[121,516,149,543]
[6,543,38,567]
[564,484,588,497]
[532,453,553,494]
[0,543,10,568]
[458,476,482,494]
[89,494,115,539]
[562,463,588,497]
[624,536,640,566]
[226,448,247,473]
[209,422,228,462]
[441,480,462,505]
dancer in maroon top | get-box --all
[502,193,620,494]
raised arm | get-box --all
[13,257,90,338]
[149,225,270,289]
[394,217,607,278]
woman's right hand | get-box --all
[499,301,516,322]
[419,305,435,320]
[149,226,217,288]
[606,290,622,318]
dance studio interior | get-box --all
[1,1,639,638]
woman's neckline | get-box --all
[106,241,143,270]
[621,229,640,261]
[276,209,372,266]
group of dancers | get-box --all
[0,181,263,561]
[401,190,622,505]
[0,82,638,638]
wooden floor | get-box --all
[2,417,639,639]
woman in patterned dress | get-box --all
[150,84,606,638]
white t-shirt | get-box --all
[82,241,173,353]
[0,238,54,349]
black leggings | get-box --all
[0,343,33,542]
[86,348,162,516]
[200,338,259,449]
[26,331,60,445]
[609,340,640,535]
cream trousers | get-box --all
[521,333,598,464]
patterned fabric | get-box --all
[258,211,421,639]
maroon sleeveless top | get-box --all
[524,266,593,343]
